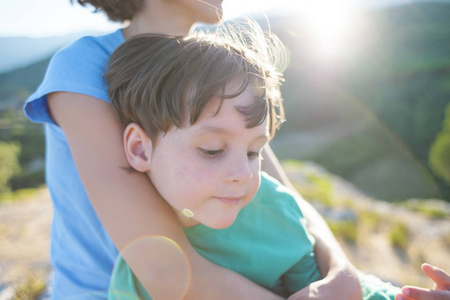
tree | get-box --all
[429,104,450,184]
[0,142,21,194]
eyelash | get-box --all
[200,149,223,158]
[199,149,261,160]
[247,151,261,159]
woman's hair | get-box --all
[105,20,287,141]
[70,0,143,22]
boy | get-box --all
[105,25,400,299]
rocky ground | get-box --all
[284,161,450,288]
[0,163,449,299]
[0,188,51,299]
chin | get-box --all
[199,16,221,25]
[205,215,238,230]
[201,9,223,24]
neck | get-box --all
[122,0,195,39]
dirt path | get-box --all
[0,188,52,288]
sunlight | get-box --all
[295,0,363,61]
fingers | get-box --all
[397,286,450,300]
[421,264,450,291]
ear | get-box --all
[123,123,153,172]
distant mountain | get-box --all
[0,56,50,101]
[0,31,107,74]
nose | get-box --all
[226,154,253,183]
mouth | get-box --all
[214,196,244,206]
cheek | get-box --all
[172,157,216,188]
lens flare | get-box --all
[110,235,191,300]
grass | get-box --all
[358,209,383,232]
[401,199,449,220]
[389,222,410,251]
[327,219,358,244]
[283,160,337,207]
[0,187,41,204]
[13,272,46,300]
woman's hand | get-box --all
[287,259,362,300]
[396,263,450,300]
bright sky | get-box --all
[0,0,401,38]
[0,0,283,37]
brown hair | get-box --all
[105,21,286,141]
[70,0,143,22]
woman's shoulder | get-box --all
[52,29,124,71]
[23,30,124,124]
[47,30,124,93]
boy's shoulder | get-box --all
[259,172,295,199]
[257,172,303,213]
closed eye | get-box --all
[200,148,224,158]
[248,151,261,160]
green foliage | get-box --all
[0,142,21,194]
[10,169,45,191]
[304,173,334,206]
[389,222,410,251]
[402,198,449,219]
[0,187,40,203]
[429,104,450,184]
[415,205,447,219]
[283,160,337,206]
[0,109,45,190]
[327,219,358,244]
[358,209,383,232]
[13,272,46,300]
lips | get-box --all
[215,196,243,206]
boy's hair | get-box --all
[105,21,286,141]
[70,0,143,22]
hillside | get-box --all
[267,2,450,200]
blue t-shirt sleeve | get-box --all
[23,35,113,125]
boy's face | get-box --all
[147,82,269,229]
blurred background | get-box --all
[0,0,449,298]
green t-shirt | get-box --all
[108,172,399,299]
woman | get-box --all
[24,0,361,298]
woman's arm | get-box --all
[261,146,362,300]
[49,92,283,300]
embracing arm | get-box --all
[261,146,362,300]
[48,92,282,300]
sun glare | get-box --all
[295,0,363,61]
